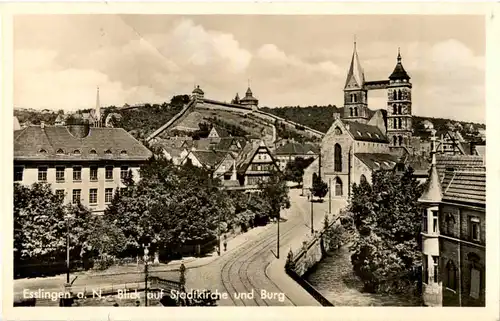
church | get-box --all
[303,42,419,199]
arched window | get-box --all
[446,260,457,291]
[393,119,397,129]
[445,213,456,235]
[360,174,367,184]
[335,177,343,196]
[398,90,402,100]
[73,149,81,155]
[351,94,357,103]
[393,90,397,101]
[350,108,353,117]
[334,127,342,135]
[393,136,397,146]
[90,149,97,155]
[393,104,397,114]
[354,107,358,117]
[398,105,402,114]
[105,149,112,154]
[334,144,342,172]
[398,118,402,129]
[56,148,64,154]
[398,136,403,146]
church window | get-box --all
[393,90,397,101]
[398,90,402,100]
[398,118,402,129]
[350,108,353,117]
[354,107,358,116]
[334,177,343,196]
[393,104,397,114]
[393,136,397,146]
[398,136,403,146]
[393,119,397,129]
[334,127,342,135]
[351,94,357,103]
[334,144,342,172]
[360,174,367,184]
[398,105,402,114]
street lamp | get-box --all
[143,243,150,307]
[310,197,314,235]
[64,214,73,285]
[329,178,332,215]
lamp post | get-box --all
[143,243,150,307]
[276,208,280,259]
[65,214,72,285]
[310,197,314,235]
[328,178,332,215]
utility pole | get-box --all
[66,214,70,284]
[328,178,332,215]
[310,198,314,235]
[144,244,150,307]
[276,210,280,259]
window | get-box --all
[89,189,98,204]
[120,150,127,155]
[120,166,129,180]
[73,149,81,155]
[39,149,47,154]
[398,105,402,114]
[445,213,455,235]
[56,166,65,182]
[56,148,64,154]
[470,217,480,241]
[105,166,113,180]
[56,189,65,199]
[432,210,439,233]
[354,107,358,117]
[423,254,428,284]
[393,136,397,146]
[393,104,397,114]
[90,166,98,181]
[398,90,402,100]
[73,166,82,181]
[105,188,113,203]
[334,177,343,196]
[432,256,439,283]
[360,174,367,184]
[72,189,81,204]
[334,144,342,172]
[349,108,353,117]
[422,209,428,233]
[38,166,48,182]
[446,260,457,291]
[334,127,342,135]
[393,119,397,129]
[90,149,97,155]
[393,90,397,101]
[398,118,402,129]
[470,268,480,299]
[398,136,403,146]
[14,166,23,182]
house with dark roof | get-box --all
[14,123,152,213]
[235,140,279,188]
[419,134,485,307]
[273,140,319,171]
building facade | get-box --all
[14,124,152,214]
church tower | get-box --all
[387,49,412,150]
[343,41,369,123]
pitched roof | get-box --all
[354,153,399,170]
[191,150,227,168]
[441,170,486,206]
[275,141,311,155]
[475,145,486,157]
[435,155,485,182]
[344,120,388,143]
[14,125,152,161]
[236,140,274,173]
[344,43,365,88]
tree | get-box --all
[258,171,291,220]
[311,172,328,200]
[284,157,315,185]
[341,168,423,294]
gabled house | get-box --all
[437,131,467,155]
[235,140,279,187]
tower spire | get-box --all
[95,86,101,127]
[344,38,365,89]
[397,47,401,63]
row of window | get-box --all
[392,118,407,129]
[41,148,128,155]
[13,166,129,182]
[423,210,482,242]
[391,89,407,101]
[57,187,116,204]
[392,135,406,146]
[250,164,274,171]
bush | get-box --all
[93,254,115,270]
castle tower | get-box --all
[192,85,204,100]
[240,86,259,110]
[418,129,443,306]
[387,49,412,150]
[343,41,369,123]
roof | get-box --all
[344,120,388,143]
[14,125,152,161]
[419,165,443,203]
[435,155,485,182]
[275,141,316,155]
[389,52,410,80]
[354,153,399,170]
[210,126,230,138]
[475,145,486,157]
[344,43,365,88]
[399,153,431,172]
[236,140,274,173]
[241,87,258,102]
[192,85,204,95]
[441,170,486,206]
[216,137,246,151]
[191,150,228,168]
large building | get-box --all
[14,123,152,213]
[419,130,486,306]
[303,42,420,198]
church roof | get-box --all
[344,43,365,89]
[389,51,410,81]
[344,120,388,143]
[354,153,399,170]
[441,170,486,206]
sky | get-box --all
[14,15,485,123]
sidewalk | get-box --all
[13,223,272,302]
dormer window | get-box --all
[356,131,362,136]
[374,161,380,167]
[39,149,47,154]
[73,149,81,155]
[90,149,97,155]
[56,148,64,154]
[105,149,112,155]
[375,134,380,138]
[120,150,127,155]
[367,132,372,137]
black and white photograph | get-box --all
[3,4,498,319]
